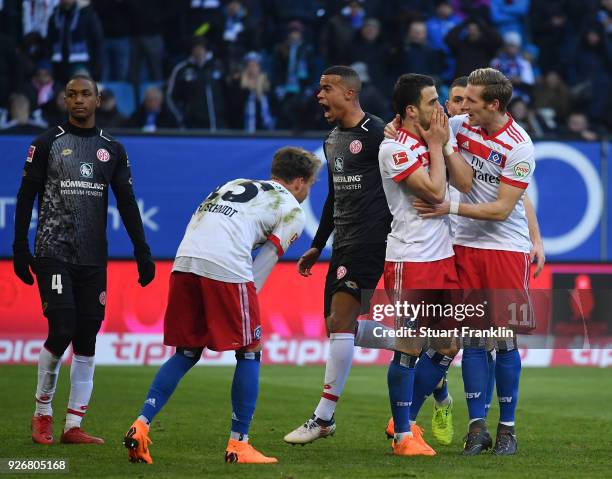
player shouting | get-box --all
[123,147,319,464]
[284,66,392,444]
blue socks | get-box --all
[410,349,453,421]
[485,349,496,417]
[495,349,521,424]
[231,351,261,436]
[461,347,489,421]
[139,349,201,424]
[432,371,448,403]
[387,351,417,434]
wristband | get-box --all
[443,141,454,156]
[449,200,460,215]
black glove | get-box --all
[137,258,155,287]
[13,248,35,285]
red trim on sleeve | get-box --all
[392,161,421,183]
[500,176,528,189]
[267,234,284,256]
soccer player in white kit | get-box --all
[123,147,320,464]
[414,68,536,455]
[378,73,460,456]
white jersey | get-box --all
[379,128,454,262]
[448,117,462,240]
[175,179,304,282]
[450,114,534,253]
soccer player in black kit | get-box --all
[284,66,391,444]
[12,75,155,445]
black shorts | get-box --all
[33,257,107,321]
[323,243,386,317]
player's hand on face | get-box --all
[137,258,156,286]
[297,247,321,277]
[530,239,545,278]
[412,198,450,218]
[384,115,400,139]
[417,103,447,146]
[13,249,35,285]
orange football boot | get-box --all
[392,434,437,456]
[123,419,152,464]
[224,439,278,464]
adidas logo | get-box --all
[462,141,469,149]
[232,412,238,420]
[145,398,156,407]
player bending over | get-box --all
[123,147,319,464]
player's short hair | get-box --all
[392,73,435,119]
[271,146,321,182]
[66,74,99,96]
[467,68,512,113]
[322,65,361,93]
[450,76,468,90]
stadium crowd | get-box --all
[0,0,610,137]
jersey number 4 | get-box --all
[52,274,63,295]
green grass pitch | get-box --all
[1,365,611,478]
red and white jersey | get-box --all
[175,179,304,282]
[450,114,534,253]
[448,116,463,240]
[379,128,454,262]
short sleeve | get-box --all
[111,142,133,187]
[379,142,421,183]
[22,135,51,184]
[449,114,465,136]
[268,205,305,257]
[500,142,535,189]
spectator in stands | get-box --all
[532,70,571,125]
[41,88,68,125]
[508,98,543,138]
[22,0,58,38]
[46,0,104,83]
[22,60,55,108]
[167,37,225,130]
[563,111,599,141]
[596,0,612,34]
[350,61,390,121]
[97,89,126,128]
[0,93,46,134]
[177,0,224,55]
[350,18,388,92]
[427,1,461,52]
[490,0,529,37]
[568,25,611,122]
[126,86,178,131]
[219,1,256,73]
[391,20,446,81]
[226,52,274,132]
[530,0,573,75]
[445,18,502,78]
[490,31,535,102]
[272,20,313,130]
[92,0,131,82]
[321,0,366,66]
[127,0,168,83]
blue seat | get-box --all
[101,81,135,116]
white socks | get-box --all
[65,355,95,431]
[354,320,396,350]
[34,347,62,416]
[230,431,249,442]
[314,333,355,421]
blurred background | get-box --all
[0,0,611,367]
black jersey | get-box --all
[22,122,133,266]
[312,113,392,250]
